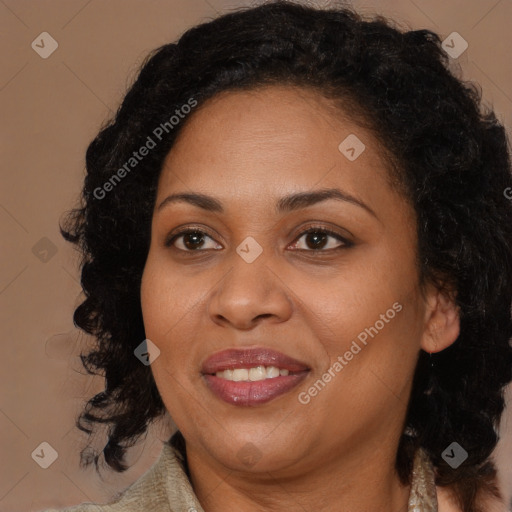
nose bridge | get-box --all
[207,242,292,327]
[236,244,273,292]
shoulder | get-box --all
[36,443,188,512]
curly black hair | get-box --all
[60,1,512,511]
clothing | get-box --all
[40,432,438,511]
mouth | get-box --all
[201,347,310,406]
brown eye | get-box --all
[304,231,329,250]
[290,228,352,251]
[166,229,222,251]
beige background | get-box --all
[1,0,511,510]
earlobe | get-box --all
[421,285,460,354]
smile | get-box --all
[201,347,310,406]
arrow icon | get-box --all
[35,39,45,48]
[345,147,355,157]
[35,449,45,458]
[445,449,455,458]
[445,39,455,48]
[239,244,250,253]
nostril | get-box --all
[255,313,272,320]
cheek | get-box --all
[140,252,202,340]
[292,257,410,343]
[323,296,422,414]
[309,299,421,430]
[299,248,422,382]
[140,260,168,339]
[140,263,186,397]
[140,250,218,390]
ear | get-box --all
[420,282,460,354]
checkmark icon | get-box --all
[338,134,365,161]
[441,32,468,59]
[237,443,263,467]
[134,339,161,365]
[31,32,58,59]
[236,237,263,263]
[442,442,468,469]
[31,442,58,469]
[32,237,58,262]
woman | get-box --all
[43,1,512,511]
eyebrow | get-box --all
[156,188,377,218]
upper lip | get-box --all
[201,347,310,374]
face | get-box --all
[140,85,455,477]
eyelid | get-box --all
[164,223,354,252]
[164,224,220,248]
[291,224,354,249]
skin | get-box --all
[140,85,460,512]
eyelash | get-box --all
[164,224,353,253]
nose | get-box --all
[207,254,293,330]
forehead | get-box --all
[156,85,398,208]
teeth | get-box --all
[214,366,291,381]
[249,366,267,381]
[266,366,280,378]
[232,368,248,381]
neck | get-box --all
[185,440,412,512]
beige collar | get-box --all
[407,446,439,511]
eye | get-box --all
[165,228,222,251]
[165,225,353,253]
[289,226,352,251]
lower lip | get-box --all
[203,372,309,406]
